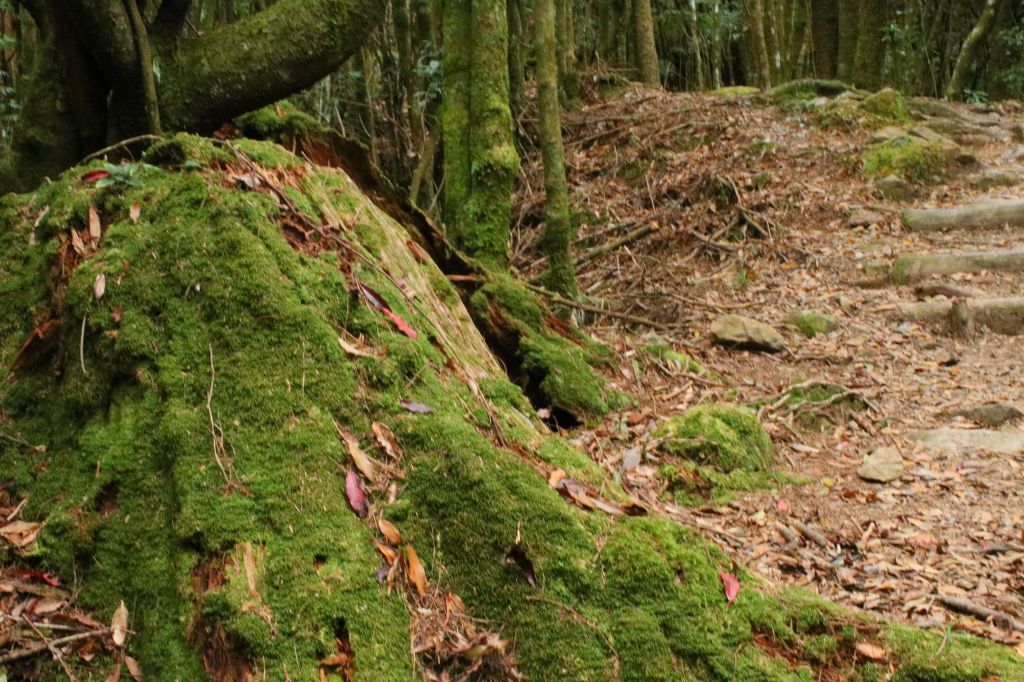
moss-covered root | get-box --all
[3,135,1022,682]
[469,275,622,422]
[655,404,774,472]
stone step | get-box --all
[890,296,1024,335]
[903,198,1024,232]
[886,248,1024,283]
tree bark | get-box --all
[835,0,857,83]
[744,0,772,87]
[945,0,1001,100]
[535,0,576,296]
[555,0,580,101]
[633,0,660,86]
[507,0,525,114]
[440,0,520,268]
[852,0,885,89]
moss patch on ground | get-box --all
[787,311,837,338]
[863,137,954,182]
[655,404,774,472]
[2,135,1021,682]
[660,462,800,508]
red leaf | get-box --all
[719,572,740,604]
[399,400,432,414]
[382,308,418,340]
[345,469,369,518]
[82,170,110,185]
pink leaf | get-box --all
[776,499,790,514]
[82,169,110,185]
[719,572,740,604]
[345,469,369,517]
[400,400,432,414]
[383,308,419,340]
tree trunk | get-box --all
[555,0,581,102]
[945,0,1001,100]
[852,0,885,89]
[440,0,520,268]
[535,0,576,296]
[744,0,772,87]
[633,0,660,86]
[507,0,526,114]
[835,0,858,83]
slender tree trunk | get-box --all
[853,0,885,89]
[441,0,520,269]
[835,0,858,82]
[633,0,660,86]
[945,0,1001,100]
[810,0,838,77]
[392,0,419,144]
[710,0,723,88]
[745,0,772,87]
[507,0,526,114]
[535,0,576,296]
[556,0,580,101]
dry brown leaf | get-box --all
[377,518,402,545]
[548,468,567,488]
[334,422,377,483]
[371,422,401,459]
[129,203,141,224]
[406,545,426,597]
[242,543,259,598]
[0,520,41,548]
[372,538,397,564]
[111,600,129,647]
[88,204,101,245]
[70,229,87,256]
[105,663,122,682]
[94,273,106,300]
[337,335,374,358]
[124,654,143,681]
[855,642,886,661]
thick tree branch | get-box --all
[158,0,383,131]
[63,0,137,84]
[152,0,191,40]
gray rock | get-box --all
[857,447,904,483]
[944,404,1024,428]
[710,315,786,353]
[876,175,915,200]
[969,168,1020,189]
[909,428,1024,456]
[621,447,643,472]
[869,126,908,145]
[910,125,953,145]
[848,210,885,227]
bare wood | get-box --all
[574,224,659,267]
[792,520,830,549]
[933,594,1024,632]
[903,198,1024,232]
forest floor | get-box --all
[513,83,1024,652]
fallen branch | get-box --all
[932,595,1024,632]
[903,198,1024,232]
[0,628,108,665]
[792,520,831,549]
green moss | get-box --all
[769,79,852,108]
[639,342,710,375]
[712,85,761,98]
[863,138,953,182]
[235,102,324,140]
[886,623,1024,681]
[655,405,774,472]
[803,634,838,663]
[661,462,800,507]
[787,311,837,338]
[859,88,910,123]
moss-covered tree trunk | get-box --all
[440,0,520,269]
[507,0,526,114]
[555,0,581,102]
[535,0,577,297]
[809,0,838,78]
[945,0,1002,100]
[835,0,858,83]
[633,0,661,86]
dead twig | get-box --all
[932,595,1024,632]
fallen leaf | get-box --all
[82,169,110,184]
[338,335,374,358]
[111,600,129,647]
[0,520,41,548]
[356,280,419,340]
[334,422,377,483]
[129,203,141,224]
[105,663,122,682]
[321,653,351,668]
[454,632,508,662]
[70,229,87,256]
[719,572,740,604]
[345,470,369,518]
[776,499,790,514]
[855,642,886,661]
[399,400,432,414]
[406,545,427,597]
[548,468,567,488]
[372,539,397,563]
[592,498,624,515]
[112,306,124,324]
[371,422,401,459]
[124,654,143,681]
[88,204,102,245]
[382,308,418,340]
[504,544,536,587]
[378,518,402,545]
[94,273,106,299]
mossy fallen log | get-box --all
[892,297,1024,335]
[890,248,1024,283]
[903,198,1024,232]
[1,136,1021,681]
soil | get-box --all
[514,84,1024,651]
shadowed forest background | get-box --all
[2,1,1024,681]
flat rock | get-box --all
[869,126,908,145]
[944,404,1024,428]
[710,315,786,353]
[857,447,903,483]
[876,175,915,200]
[848,210,884,227]
[909,428,1024,456]
[970,168,1020,189]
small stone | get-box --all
[621,447,643,472]
[945,404,1024,428]
[710,314,786,353]
[876,175,914,200]
[857,447,903,483]
[848,210,884,227]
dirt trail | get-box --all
[516,85,1024,649]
